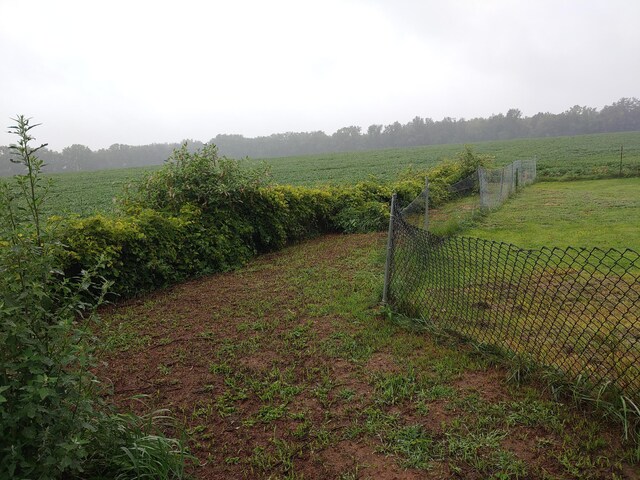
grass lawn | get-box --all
[463,177,640,251]
[96,233,638,478]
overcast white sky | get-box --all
[1,0,639,151]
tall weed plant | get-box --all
[0,117,189,479]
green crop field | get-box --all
[256,131,640,185]
[42,165,160,217]
[33,131,640,216]
[462,177,640,251]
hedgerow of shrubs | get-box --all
[61,206,255,297]
[58,143,487,298]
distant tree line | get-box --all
[1,97,639,175]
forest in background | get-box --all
[1,97,639,175]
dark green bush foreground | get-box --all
[60,144,488,298]
[0,118,190,480]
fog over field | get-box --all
[1,0,639,150]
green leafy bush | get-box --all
[55,144,480,299]
[128,142,269,213]
[334,200,390,233]
[0,117,189,479]
[61,206,254,297]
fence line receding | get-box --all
[384,167,640,402]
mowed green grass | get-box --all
[463,177,640,251]
[36,131,640,216]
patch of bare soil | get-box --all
[320,440,436,479]
[366,352,401,374]
[450,368,510,403]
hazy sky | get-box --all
[1,0,639,150]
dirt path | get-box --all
[96,233,639,479]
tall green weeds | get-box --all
[0,117,189,479]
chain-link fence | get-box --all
[479,159,537,209]
[384,193,640,402]
[401,159,537,231]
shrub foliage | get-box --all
[0,117,189,479]
[58,143,484,297]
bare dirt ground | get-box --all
[95,233,639,479]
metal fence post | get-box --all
[423,177,429,230]
[382,193,397,305]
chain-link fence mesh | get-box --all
[385,194,640,402]
[479,159,537,209]
[401,159,537,231]
[400,179,430,229]
[449,171,479,198]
